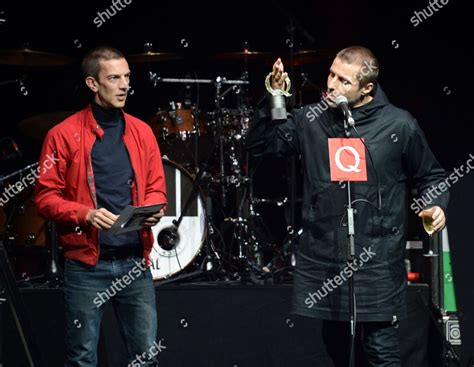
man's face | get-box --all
[88,58,130,109]
[325,57,367,108]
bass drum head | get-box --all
[149,159,206,280]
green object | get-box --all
[442,228,457,312]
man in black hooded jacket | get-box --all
[245,46,448,366]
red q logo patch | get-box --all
[328,138,368,182]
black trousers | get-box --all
[322,320,401,367]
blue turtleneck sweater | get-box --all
[91,102,140,249]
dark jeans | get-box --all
[63,256,158,367]
[323,320,401,367]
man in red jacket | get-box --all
[35,46,167,366]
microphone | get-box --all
[335,95,355,128]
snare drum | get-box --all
[149,159,206,280]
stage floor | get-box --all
[1,283,439,367]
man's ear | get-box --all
[85,76,99,93]
[361,82,374,97]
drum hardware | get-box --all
[14,219,62,287]
[44,221,61,282]
[1,163,62,286]
[167,134,225,270]
[148,71,250,201]
[148,103,208,173]
[252,197,288,206]
[213,77,252,207]
[0,162,38,186]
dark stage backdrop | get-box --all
[0,0,471,364]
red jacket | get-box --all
[35,105,167,266]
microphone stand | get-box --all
[344,121,356,367]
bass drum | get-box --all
[149,159,206,280]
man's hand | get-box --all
[271,58,288,90]
[418,206,446,232]
[142,208,165,228]
[85,208,118,230]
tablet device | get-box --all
[108,203,166,235]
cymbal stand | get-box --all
[220,88,269,278]
[214,77,248,205]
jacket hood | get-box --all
[351,83,389,121]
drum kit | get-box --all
[0,44,333,285]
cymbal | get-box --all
[0,48,74,66]
[213,50,274,62]
[127,51,182,63]
[289,49,335,66]
[18,111,75,140]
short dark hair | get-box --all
[81,46,125,80]
[336,46,379,88]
